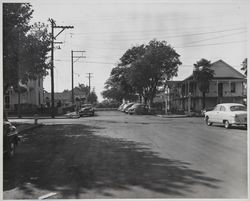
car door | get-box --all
[209,105,220,122]
[218,105,226,123]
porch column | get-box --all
[187,81,191,113]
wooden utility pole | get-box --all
[49,18,73,118]
[86,73,93,95]
[71,51,86,104]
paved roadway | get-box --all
[4,111,248,199]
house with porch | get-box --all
[165,60,247,114]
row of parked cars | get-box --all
[118,102,153,115]
[65,104,95,118]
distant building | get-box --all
[43,87,87,108]
[165,60,247,114]
[4,78,44,112]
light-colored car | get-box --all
[118,103,126,111]
[65,111,80,118]
[128,103,150,115]
[204,103,247,129]
[121,102,134,112]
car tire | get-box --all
[224,120,231,129]
[205,116,212,126]
[7,141,16,158]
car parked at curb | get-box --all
[65,111,80,118]
[121,102,135,113]
[3,121,21,158]
[204,103,247,129]
[128,103,150,115]
[118,103,126,111]
[78,104,95,117]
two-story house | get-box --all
[165,60,247,114]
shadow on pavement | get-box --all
[4,124,221,199]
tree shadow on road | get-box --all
[4,124,221,199]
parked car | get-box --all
[3,121,20,158]
[204,103,247,129]
[201,107,214,116]
[65,111,80,118]
[118,103,126,111]
[79,104,95,116]
[128,103,150,115]
[122,102,135,113]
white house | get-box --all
[4,78,44,112]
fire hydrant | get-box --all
[34,114,38,125]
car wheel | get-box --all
[224,120,231,129]
[7,141,16,158]
[205,116,212,126]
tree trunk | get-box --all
[149,97,154,109]
[202,92,206,109]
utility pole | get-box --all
[86,73,93,95]
[71,51,86,104]
[49,18,73,118]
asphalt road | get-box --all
[4,111,248,199]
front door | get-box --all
[218,83,223,97]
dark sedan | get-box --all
[78,104,95,117]
[3,121,20,158]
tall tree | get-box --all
[241,58,247,76]
[102,49,142,102]
[3,3,50,94]
[193,58,214,109]
[87,91,98,104]
[127,39,181,106]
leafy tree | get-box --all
[77,83,90,95]
[102,68,137,102]
[193,58,214,109]
[3,3,50,94]
[102,40,181,105]
[102,45,148,102]
[87,91,98,104]
[241,58,247,76]
[127,39,181,106]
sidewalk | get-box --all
[156,114,189,118]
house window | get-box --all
[231,82,235,93]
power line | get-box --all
[176,40,246,48]
[183,31,245,45]
[69,27,246,42]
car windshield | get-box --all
[230,105,246,111]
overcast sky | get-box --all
[29,0,248,101]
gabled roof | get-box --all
[183,59,246,81]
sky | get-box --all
[28,0,248,101]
